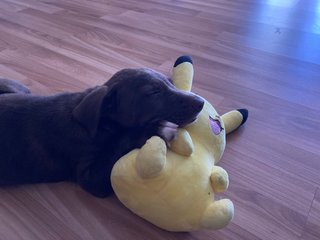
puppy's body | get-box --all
[0,69,204,197]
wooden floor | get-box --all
[0,0,320,239]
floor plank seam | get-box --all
[299,187,319,239]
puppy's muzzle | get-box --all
[169,92,204,126]
[189,94,205,117]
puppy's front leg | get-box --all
[0,78,30,94]
[158,121,178,146]
[76,157,115,198]
[136,121,178,147]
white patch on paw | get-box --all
[159,121,178,144]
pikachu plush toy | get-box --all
[111,56,248,232]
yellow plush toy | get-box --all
[111,56,248,232]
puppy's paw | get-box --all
[158,121,178,145]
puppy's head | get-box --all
[73,68,204,137]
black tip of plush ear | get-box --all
[73,86,110,138]
[237,108,248,126]
[174,55,193,67]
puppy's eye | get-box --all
[145,87,161,96]
[149,90,161,95]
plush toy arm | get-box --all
[169,129,194,156]
[135,136,167,178]
[221,109,248,134]
[210,166,229,193]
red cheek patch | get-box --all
[209,116,222,135]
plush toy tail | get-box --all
[172,55,194,92]
[221,109,248,134]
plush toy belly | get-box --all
[111,137,234,232]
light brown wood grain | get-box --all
[0,0,319,239]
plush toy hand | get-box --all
[136,136,167,178]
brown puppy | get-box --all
[0,68,204,197]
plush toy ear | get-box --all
[72,86,111,138]
[221,109,248,134]
[172,55,194,92]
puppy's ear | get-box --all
[73,86,110,138]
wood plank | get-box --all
[0,0,319,239]
[301,188,320,240]
[6,0,63,14]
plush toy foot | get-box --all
[221,109,248,134]
[201,199,234,230]
[136,136,167,178]
[210,166,229,193]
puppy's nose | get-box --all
[191,95,205,113]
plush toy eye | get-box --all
[209,116,223,135]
